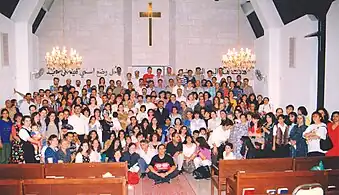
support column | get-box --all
[251,0,283,107]
[11,0,45,93]
[14,22,32,93]
[267,29,281,106]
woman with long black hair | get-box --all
[45,111,59,139]
[262,112,276,157]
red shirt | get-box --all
[143,73,154,84]
[326,123,339,156]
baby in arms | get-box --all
[31,124,42,161]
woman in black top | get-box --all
[262,112,276,158]
[146,118,158,139]
[140,118,149,139]
[100,112,113,143]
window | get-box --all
[289,37,296,68]
[1,33,10,67]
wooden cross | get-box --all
[139,2,161,46]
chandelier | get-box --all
[45,47,82,70]
[45,0,82,71]
[221,0,256,72]
[222,48,256,72]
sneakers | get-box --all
[154,180,163,185]
[154,178,171,185]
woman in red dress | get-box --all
[326,111,339,156]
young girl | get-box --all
[273,114,290,158]
[223,142,236,160]
[89,139,102,162]
[136,105,148,123]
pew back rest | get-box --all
[235,171,328,195]
[0,180,23,195]
[44,162,128,179]
[0,164,44,179]
[23,178,127,195]
[218,158,294,179]
[293,156,339,171]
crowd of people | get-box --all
[0,66,338,184]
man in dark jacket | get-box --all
[121,143,140,168]
[154,100,169,126]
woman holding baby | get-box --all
[18,115,41,163]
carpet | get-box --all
[132,174,196,195]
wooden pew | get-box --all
[0,180,22,195]
[227,171,328,195]
[294,156,339,194]
[0,164,44,179]
[44,162,128,179]
[211,158,294,195]
[23,177,127,195]
[293,156,339,171]
[327,170,339,195]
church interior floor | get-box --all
[128,173,225,195]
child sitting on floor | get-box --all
[223,142,236,160]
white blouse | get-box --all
[183,143,197,158]
[89,150,101,162]
[303,123,327,153]
[191,119,206,131]
[208,118,221,131]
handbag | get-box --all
[320,134,333,151]
[183,160,196,173]
[127,171,140,185]
[193,166,211,179]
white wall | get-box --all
[175,0,255,70]
[253,35,269,96]
[254,16,318,112]
[36,0,255,81]
[0,14,17,106]
[36,0,125,71]
[325,0,339,113]
[279,16,318,112]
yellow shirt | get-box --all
[229,99,237,110]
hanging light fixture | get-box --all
[45,0,82,71]
[221,0,256,72]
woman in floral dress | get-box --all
[229,114,249,159]
[10,113,24,163]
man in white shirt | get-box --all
[132,70,141,87]
[137,140,156,178]
[112,66,124,83]
[258,97,274,115]
[215,68,225,83]
[153,68,164,87]
[208,119,233,164]
[172,79,185,97]
[143,95,157,112]
[19,93,35,116]
[68,105,89,142]
[124,73,133,89]
[176,88,186,103]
